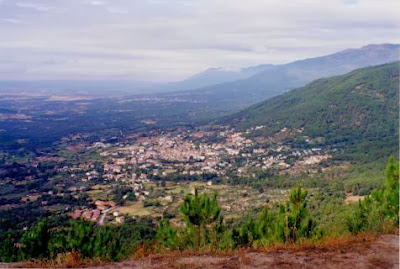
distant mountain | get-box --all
[159,44,400,110]
[223,62,399,160]
[156,64,276,92]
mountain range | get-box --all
[156,64,276,92]
[156,44,399,112]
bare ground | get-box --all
[2,234,398,269]
[107,234,399,269]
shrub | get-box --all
[347,156,399,234]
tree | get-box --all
[275,187,316,243]
[375,155,399,224]
[156,219,178,249]
[0,233,18,262]
[180,187,221,248]
[65,219,95,257]
[20,220,51,259]
[348,156,399,234]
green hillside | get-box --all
[224,62,399,161]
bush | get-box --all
[0,218,156,262]
[347,156,399,234]
[233,187,319,247]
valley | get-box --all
[0,50,398,267]
[0,0,399,265]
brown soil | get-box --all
[110,234,399,269]
[3,234,398,269]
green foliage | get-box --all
[277,187,316,243]
[20,220,51,259]
[59,218,154,261]
[344,161,385,195]
[346,198,371,234]
[154,188,232,251]
[65,219,96,257]
[225,62,399,162]
[154,186,320,251]
[180,186,221,248]
[181,187,221,227]
[233,187,318,247]
[0,232,19,262]
[347,156,399,234]
[374,156,400,224]
[156,219,178,250]
[0,218,156,262]
[1,159,397,262]
[111,186,136,205]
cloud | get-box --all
[342,0,358,4]
[16,2,54,11]
[0,0,399,81]
[106,7,129,14]
[89,0,106,6]
[3,18,23,24]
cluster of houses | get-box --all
[69,208,101,222]
[68,200,125,225]
[91,128,338,182]
[95,131,255,178]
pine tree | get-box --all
[20,220,51,259]
[275,187,315,242]
[0,232,18,262]
[156,219,178,249]
[180,186,221,248]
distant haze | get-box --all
[0,0,399,81]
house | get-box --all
[82,211,93,220]
[163,196,173,203]
[69,209,82,219]
[113,211,121,217]
[116,216,125,224]
[95,200,116,211]
[91,210,101,221]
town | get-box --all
[0,124,342,226]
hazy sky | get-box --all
[0,0,399,81]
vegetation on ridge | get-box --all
[1,157,397,263]
[223,62,399,162]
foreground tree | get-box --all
[347,156,399,234]
[180,187,221,248]
[155,219,178,249]
[20,220,51,259]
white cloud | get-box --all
[89,0,106,6]
[16,2,54,11]
[106,7,129,14]
[3,18,23,24]
[0,0,399,81]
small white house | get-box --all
[113,211,120,217]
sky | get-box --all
[0,0,399,82]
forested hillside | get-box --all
[224,62,399,161]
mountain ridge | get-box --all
[221,61,399,160]
[158,44,400,111]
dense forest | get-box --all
[223,62,399,162]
